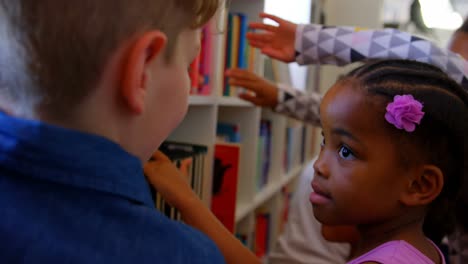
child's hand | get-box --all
[247,13,297,63]
[144,151,197,211]
[226,68,279,108]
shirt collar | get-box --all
[0,112,154,207]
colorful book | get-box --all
[237,13,249,69]
[189,54,201,94]
[199,25,212,95]
[217,122,241,143]
[211,142,241,233]
[223,12,253,97]
[254,212,270,257]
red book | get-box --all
[199,25,212,95]
[211,143,240,233]
[254,213,269,257]
[189,53,201,95]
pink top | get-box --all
[347,240,446,264]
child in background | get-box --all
[0,0,232,263]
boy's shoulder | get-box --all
[0,173,225,264]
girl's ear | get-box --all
[400,165,444,206]
[120,31,167,115]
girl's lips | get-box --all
[310,181,332,205]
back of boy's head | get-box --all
[0,0,219,118]
[341,59,468,243]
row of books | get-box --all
[234,210,270,257]
[150,140,241,235]
[149,138,296,257]
[217,121,305,183]
[217,120,272,190]
[257,185,293,257]
[148,142,207,220]
[237,185,293,258]
[151,124,303,243]
[188,11,259,97]
[217,120,308,189]
[223,12,258,96]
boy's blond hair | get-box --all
[0,0,219,118]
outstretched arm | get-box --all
[274,84,321,126]
[294,24,468,85]
[226,68,322,126]
[144,151,261,264]
[247,13,468,86]
[235,13,468,125]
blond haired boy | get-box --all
[0,1,226,263]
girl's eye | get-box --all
[338,145,355,160]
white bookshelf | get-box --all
[168,0,317,257]
[235,165,303,222]
[188,95,216,106]
[217,96,254,107]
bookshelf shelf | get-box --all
[217,96,254,107]
[189,95,217,106]
[235,165,303,223]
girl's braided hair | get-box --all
[342,59,468,243]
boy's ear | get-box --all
[400,165,444,207]
[121,31,167,114]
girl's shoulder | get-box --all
[347,240,445,264]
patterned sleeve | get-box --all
[274,24,468,126]
[294,24,468,87]
[273,83,321,126]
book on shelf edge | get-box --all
[148,141,207,221]
[211,142,241,233]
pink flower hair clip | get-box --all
[385,95,425,132]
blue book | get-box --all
[217,122,241,143]
[236,13,248,69]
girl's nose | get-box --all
[313,150,330,179]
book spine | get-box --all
[199,26,212,95]
[224,13,234,96]
[189,54,200,94]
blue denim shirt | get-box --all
[0,112,225,263]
